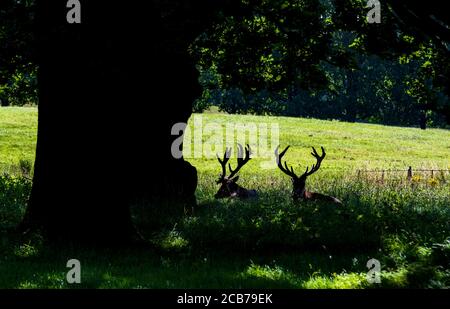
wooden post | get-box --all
[381,170,385,184]
[407,166,412,181]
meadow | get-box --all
[0,107,449,288]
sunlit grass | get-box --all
[0,107,37,172]
[185,113,450,174]
[302,272,367,289]
[0,107,449,174]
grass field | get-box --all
[186,113,450,173]
[0,107,37,172]
[0,107,449,289]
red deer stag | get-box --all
[215,144,257,199]
[275,146,342,204]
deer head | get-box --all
[275,146,340,203]
[215,144,257,199]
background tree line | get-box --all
[195,33,449,128]
[192,0,450,129]
[0,0,37,106]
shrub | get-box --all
[0,174,31,228]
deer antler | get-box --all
[275,145,298,179]
[301,146,326,177]
[217,144,252,183]
[228,144,252,179]
[217,147,232,184]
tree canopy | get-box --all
[192,0,450,127]
[0,0,37,106]
[1,0,449,127]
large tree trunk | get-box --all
[21,1,201,244]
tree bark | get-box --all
[21,1,203,244]
[0,96,9,107]
[419,111,427,130]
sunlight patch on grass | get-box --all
[243,263,301,287]
[380,268,408,288]
[302,272,367,289]
[158,230,189,251]
[14,243,39,258]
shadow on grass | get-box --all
[2,174,448,289]
[0,229,379,289]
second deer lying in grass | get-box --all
[215,144,257,199]
[275,146,342,204]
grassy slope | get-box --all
[0,107,449,289]
[185,113,449,203]
[1,106,448,173]
[186,113,450,174]
[0,107,37,171]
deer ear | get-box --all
[231,176,240,183]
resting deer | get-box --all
[275,146,342,204]
[215,144,258,199]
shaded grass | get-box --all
[1,171,448,288]
[0,232,393,289]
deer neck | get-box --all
[292,177,307,201]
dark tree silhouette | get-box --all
[21,1,237,243]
